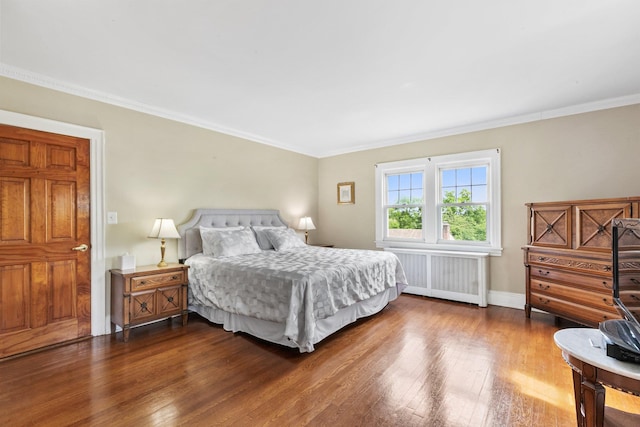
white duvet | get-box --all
[186,246,407,350]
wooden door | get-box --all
[0,124,91,358]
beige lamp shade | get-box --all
[148,218,180,267]
[297,217,316,231]
[148,218,181,239]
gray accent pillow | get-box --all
[251,225,287,250]
[199,226,262,257]
[263,228,306,251]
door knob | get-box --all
[72,244,89,252]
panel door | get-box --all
[0,124,91,358]
[576,203,632,251]
[529,205,572,248]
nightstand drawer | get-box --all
[157,286,183,315]
[131,270,185,291]
[130,290,156,321]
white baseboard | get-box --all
[487,290,525,310]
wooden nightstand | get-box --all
[110,263,189,342]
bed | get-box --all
[178,208,408,352]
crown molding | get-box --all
[2,62,639,159]
[0,63,316,157]
[318,93,640,158]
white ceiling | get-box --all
[1,1,640,158]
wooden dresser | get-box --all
[523,197,640,327]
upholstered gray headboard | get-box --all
[177,208,288,260]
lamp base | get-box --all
[158,238,168,267]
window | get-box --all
[375,149,501,255]
[386,172,423,239]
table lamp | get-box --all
[297,216,316,244]
[148,218,181,267]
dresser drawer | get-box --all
[130,270,185,292]
[530,268,612,293]
[527,251,612,276]
[530,279,618,313]
[529,292,620,326]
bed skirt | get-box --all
[189,284,403,352]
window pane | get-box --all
[441,205,487,242]
[442,188,456,203]
[411,173,423,188]
[442,169,456,187]
[399,190,411,203]
[387,207,422,239]
[457,186,471,202]
[387,175,399,190]
[472,185,487,202]
[457,168,471,186]
[472,167,487,185]
[411,188,423,203]
[387,190,399,204]
[399,174,411,190]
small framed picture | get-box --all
[337,182,355,204]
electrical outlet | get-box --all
[107,211,118,224]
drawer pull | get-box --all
[167,296,174,303]
[171,275,178,280]
[537,256,544,261]
[631,278,640,285]
[140,302,148,312]
[537,297,550,305]
[538,283,550,290]
[603,265,611,272]
[602,281,612,290]
[537,269,550,276]
[139,281,147,285]
[602,298,613,306]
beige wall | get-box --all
[3,75,639,299]
[317,104,640,295]
[0,76,318,268]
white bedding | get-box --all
[186,246,408,352]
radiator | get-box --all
[386,248,489,307]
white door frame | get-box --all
[0,109,108,335]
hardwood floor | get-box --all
[1,295,638,426]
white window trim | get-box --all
[375,148,502,256]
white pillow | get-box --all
[263,228,306,251]
[199,226,262,257]
[251,225,287,250]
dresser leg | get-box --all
[123,326,130,342]
[525,304,532,318]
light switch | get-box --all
[107,211,118,224]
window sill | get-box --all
[375,240,502,256]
